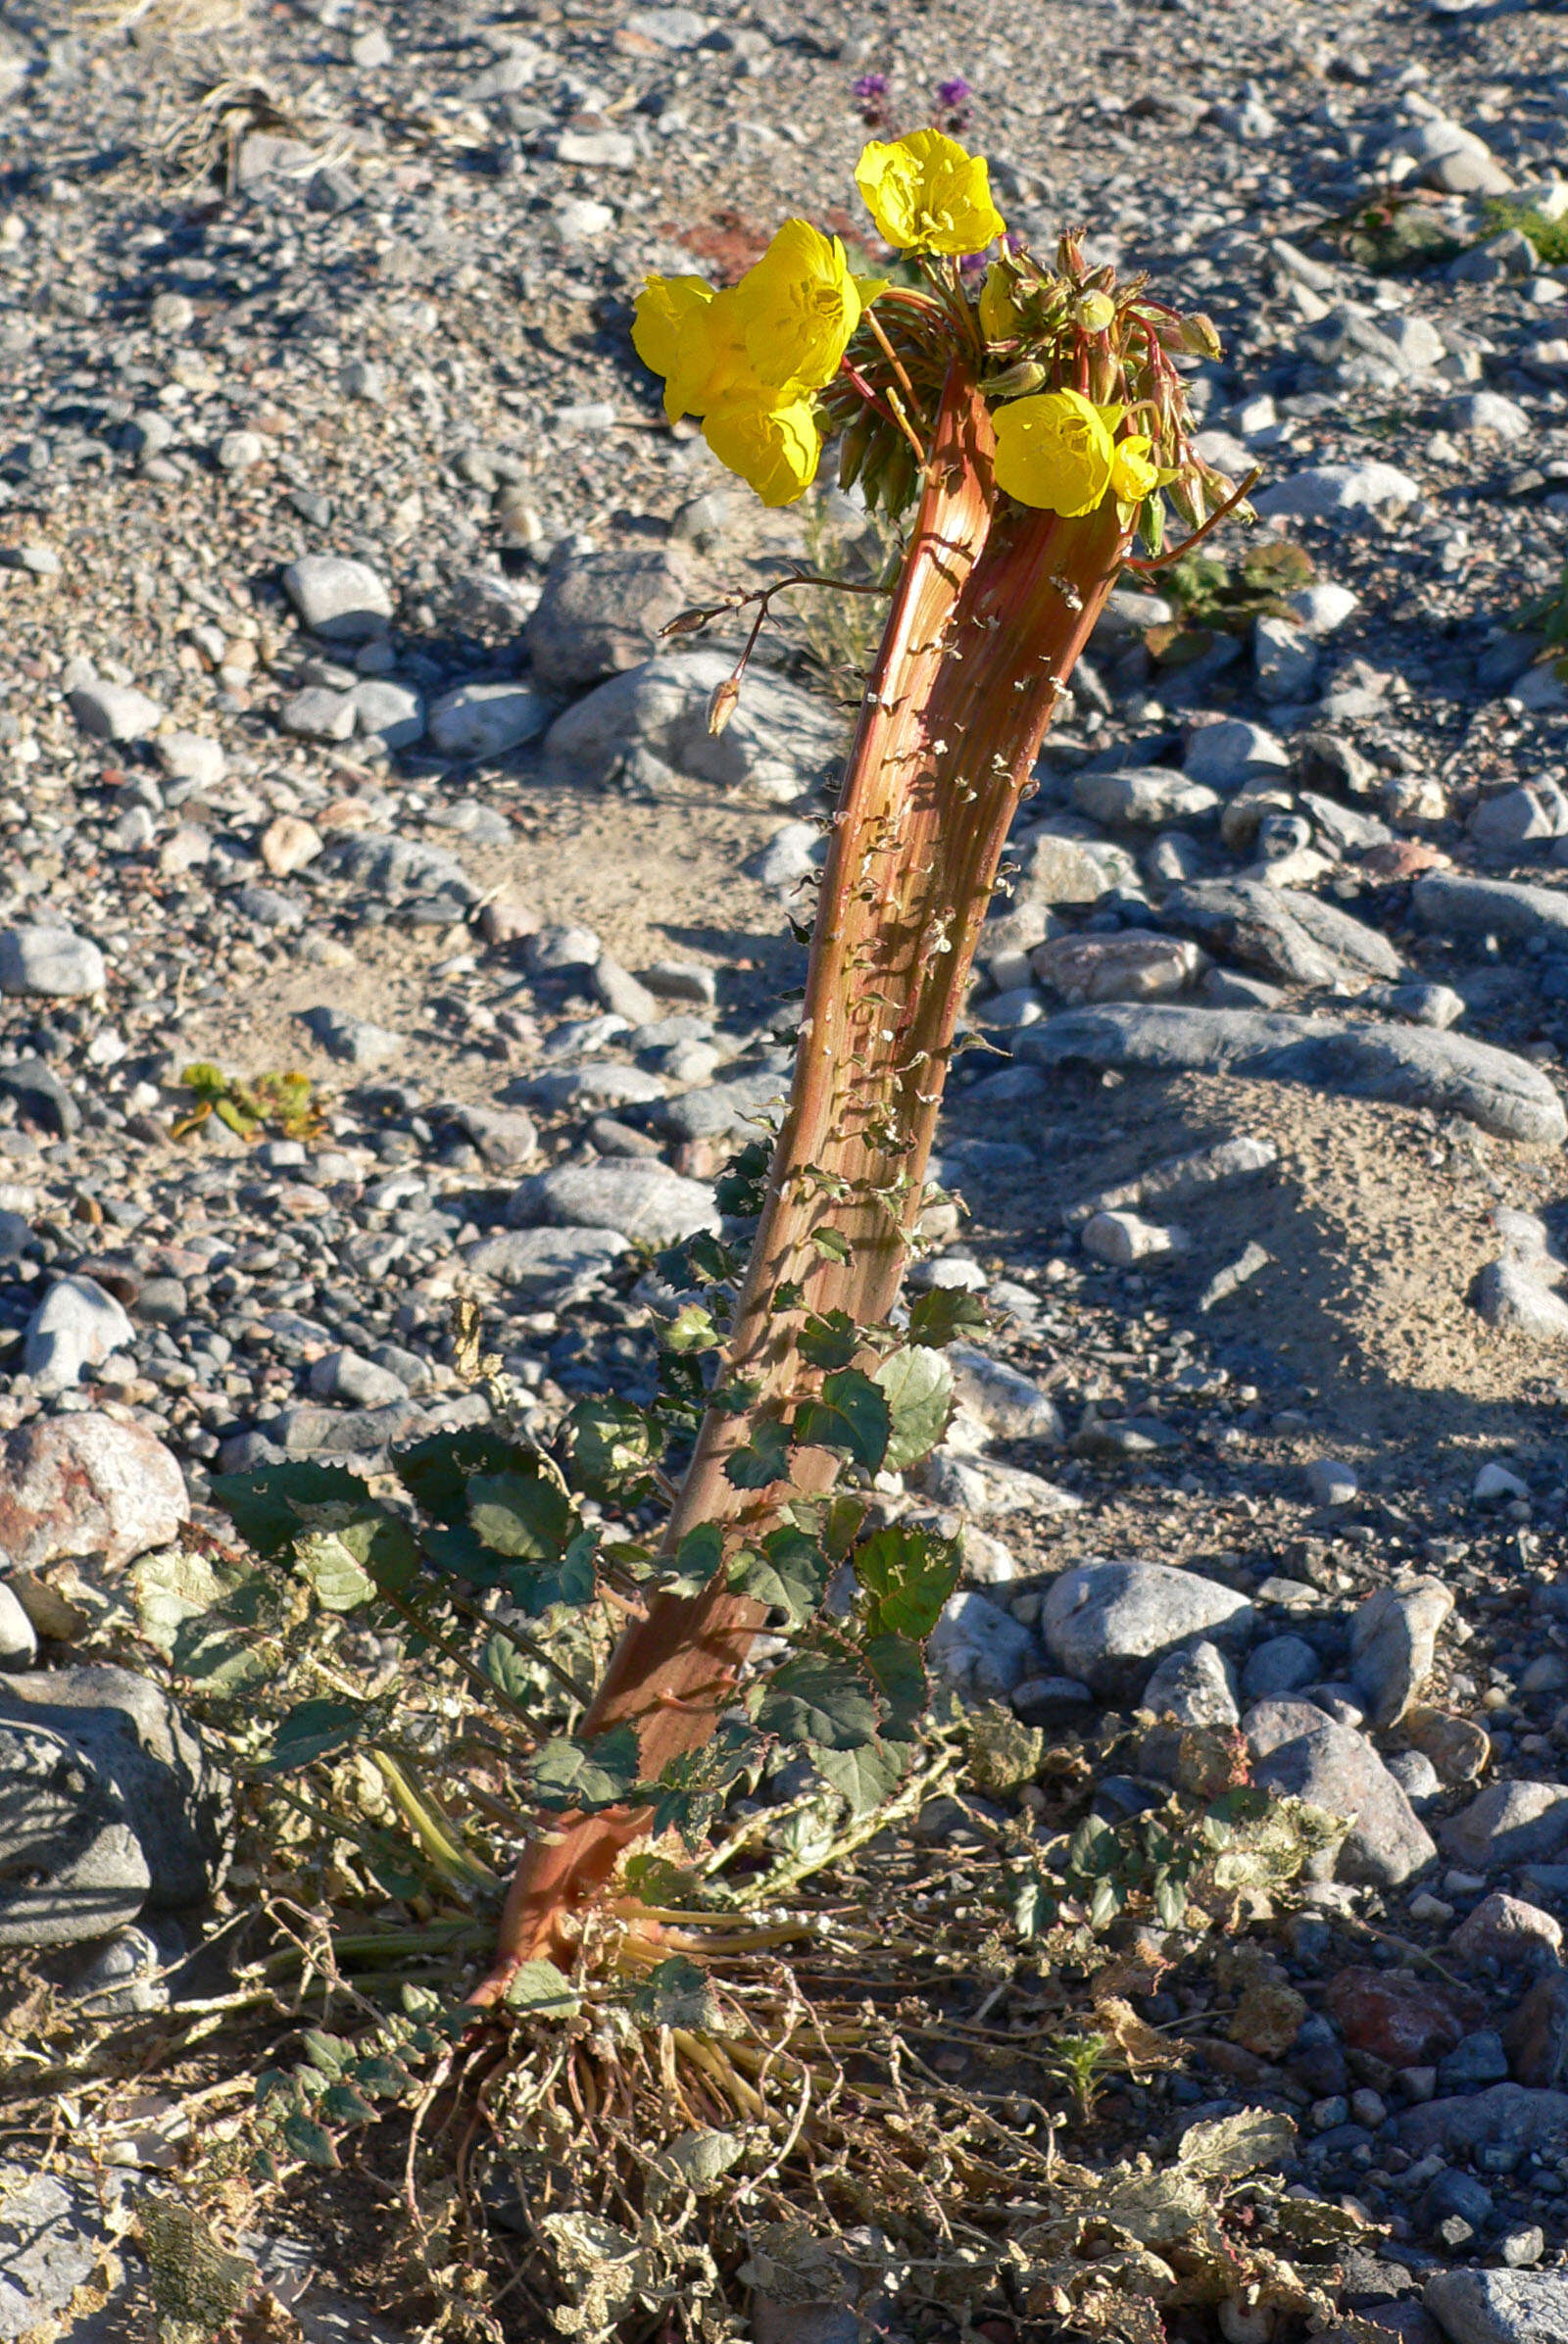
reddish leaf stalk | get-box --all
[472,360,1131,2000]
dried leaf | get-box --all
[1094,1996,1185,2075]
[1176,2107,1297,2181]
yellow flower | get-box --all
[1110,433,1159,506]
[992,388,1114,516]
[978,262,1025,343]
[632,273,717,421]
[855,129,1004,256]
[733,220,862,395]
[703,399,821,506]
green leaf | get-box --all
[872,1346,953,1472]
[813,1737,907,1818]
[797,1309,858,1370]
[723,1414,793,1490]
[862,1633,927,1737]
[658,1231,740,1289]
[300,2029,351,2077]
[906,1286,988,1348]
[509,1527,599,1618]
[807,1227,852,1264]
[390,1427,552,1527]
[1012,1872,1057,1940]
[295,1512,419,1612]
[643,1719,759,1848]
[852,1525,959,1640]
[319,2080,378,2131]
[630,1955,723,2033]
[1089,1877,1124,1931]
[480,1632,534,1704]
[215,1096,259,1139]
[664,1303,720,1354]
[207,1460,375,1556]
[280,2112,340,2168]
[794,1367,890,1473]
[263,1697,378,1774]
[664,1521,727,1599]
[821,1494,870,1558]
[1069,1813,1119,1879]
[503,1959,582,2020]
[567,1395,664,1503]
[731,1528,826,1630]
[529,1725,643,1813]
[755,1653,877,1752]
[468,1468,574,1562]
[714,1138,771,1218]
[130,1546,269,1660]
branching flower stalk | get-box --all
[471,131,1244,1998]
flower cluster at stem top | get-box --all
[631,127,1234,538]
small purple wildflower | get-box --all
[957,252,987,282]
[852,72,889,105]
[935,75,971,109]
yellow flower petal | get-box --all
[733,219,862,396]
[992,388,1114,516]
[978,262,1025,344]
[631,273,716,420]
[1110,433,1159,505]
[703,399,821,506]
[855,129,1004,256]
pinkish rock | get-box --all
[1029,932,1203,1005]
[1323,1966,1483,2068]
[1452,1891,1564,1969]
[0,1414,188,1575]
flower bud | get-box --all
[1179,312,1222,360]
[982,360,1050,396]
[1073,289,1116,334]
[707,677,741,737]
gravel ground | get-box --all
[6,0,1568,2334]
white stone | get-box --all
[1451,391,1533,441]
[1285,583,1360,637]
[24,1277,135,1392]
[1184,718,1291,788]
[427,682,550,758]
[0,928,106,998]
[1081,1210,1181,1266]
[281,555,394,642]
[153,732,225,789]
[67,680,165,743]
[1475,1460,1529,1503]
[1251,463,1422,524]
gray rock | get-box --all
[427,681,551,759]
[0,926,107,998]
[67,678,166,742]
[1142,1638,1240,1726]
[1251,463,1421,524]
[1440,1782,1568,1872]
[262,1398,425,1459]
[1450,1892,1563,1967]
[0,2169,111,2335]
[1244,1697,1437,1886]
[1253,615,1319,704]
[281,685,356,741]
[309,1348,409,1407]
[0,1413,189,1571]
[323,831,478,908]
[1470,783,1568,854]
[947,1345,1063,1444]
[524,1063,669,1111]
[1475,1259,1568,1343]
[1020,831,1136,904]
[1400,2082,1568,2158]
[1388,1749,1443,1805]
[1016,1003,1567,1148]
[746,820,827,891]
[593,955,663,1026]
[0,1719,150,1948]
[1304,1455,1358,1509]
[281,555,393,641]
[1042,1560,1253,1698]
[153,730,226,788]
[1350,1579,1453,1729]
[1071,768,1220,826]
[449,1104,539,1169]
[0,1667,227,1910]
[350,679,425,749]
[658,1067,789,1144]
[297,1007,407,1068]
[24,1274,135,1391]
[1415,871,1568,948]
[1160,879,1402,987]
[1183,720,1291,788]
[68,1920,175,2016]
[526,547,694,692]
[545,650,844,806]
[508,1161,718,1246]
[0,1583,36,1670]
[1243,1635,1320,1700]
[929,1589,1037,1699]
[1425,2266,1568,2344]
[1081,1208,1181,1266]
[464,1226,629,1300]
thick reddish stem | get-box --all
[471,362,1130,2002]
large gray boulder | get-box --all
[507,1161,719,1246]
[525,546,695,692]
[0,1720,150,1948]
[1042,1560,1253,1699]
[1424,2265,1568,2342]
[544,650,844,805]
[1415,870,1568,948]
[1244,1697,1436,1887]
[1160,879,1402,987]
[1017,1003,1566,1147]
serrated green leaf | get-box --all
[263,1697,378,1774]
[481,1631,534,1704]
[280,2111,340,2167]
[872,1346,953,1472]
[862,1632,927,1737]
[390,1427,553,1527]
[807,1227,852,1264]
[813,1736,907,1818]
[723,1414,793,1490]
[468,1467,574,1562]
[852,1525,959,1640]
[319,2079,378,2130]
[529,1725,643,1813]
[755,1653,878,1751]
[503,1959,582,2020]
[169,1617,273,1697]
[630,1955,723,2033]
[714,1138,771,1218]
[351,2052,416,2099]
[207,1461,375,1556]
[797,1309,858,1371]
[131,1546,272,1661]
[295,1511,419,1612]
[643,1719,759,1848]
[1068,1812,1119,1877]
[906,1285,988,1348]
[664,1520,726,1598]
[300,2029,352,2077]
[568,1396,664,1503]
[1012,1872,1057,1940]
[793,1368,889,1473]
[664,1303,721,1354]
[731,1527,827,1629]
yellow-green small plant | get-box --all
[1517,560,1568,681]
[1041,2028,1117,2124]
[1482,196,1568,269]
[1163,538,1315,640]
[172,1061,325,1144]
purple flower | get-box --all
[852,72,889,105]
[935,75,971,109]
